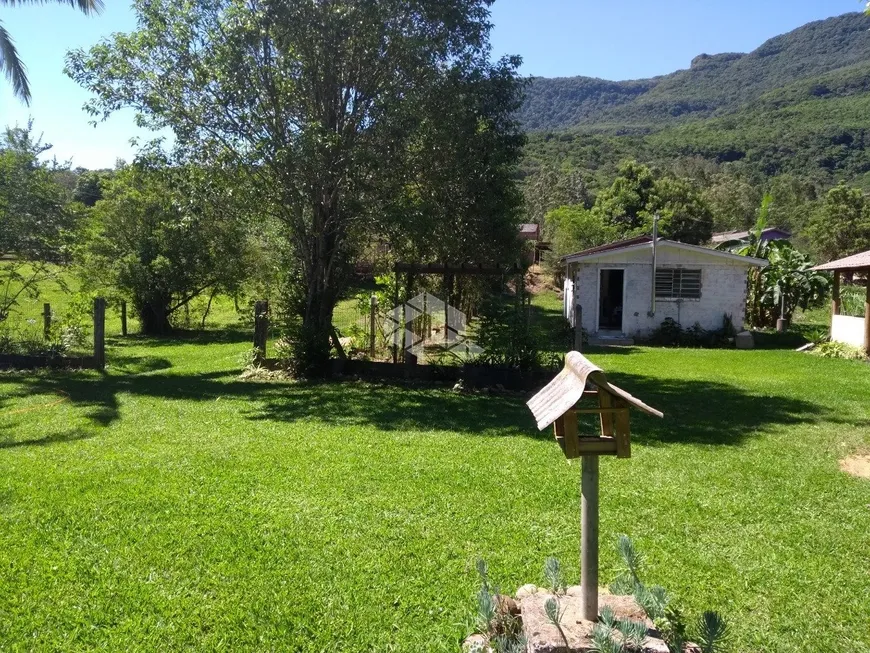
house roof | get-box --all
[811,249,870,272]
[561,237,767,267]
[710,227,791,244]
[519,223,540,240]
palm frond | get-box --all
[0,0,104,15]
[0,21,29,105]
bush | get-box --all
[810,341,867,360]
[647,314,735,349]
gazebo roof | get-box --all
[811,249,870,272]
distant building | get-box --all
[519,223,540,241]
[518,223,550,264]
[562,236,766,342]
[710,227,791,246]
[812,249,870,354]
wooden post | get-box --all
[369,294,377,358]
[121,301,128,337]
[574,305,583,352]
[93,297,106,370]
[865,271,870,356]
[253,300,268,363]
[43,303,51,340]
[393,269,400,364]
[832,270,841,317]
[404,272,414,365]
[581,455,599,622]
[444,273,453,344]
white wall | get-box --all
[571,245,753,336]
[831,314,866,348]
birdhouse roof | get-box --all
[527,352,663,431]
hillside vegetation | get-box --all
[520,12,870,190]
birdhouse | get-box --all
[527,351,662,460]
[527,351,663,622]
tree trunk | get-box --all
[295,196,344,377]
[138,297,173,335]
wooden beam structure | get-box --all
[393,262,523,276]
[865,268,870,355]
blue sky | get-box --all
[0,0,863,169]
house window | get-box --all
[655,268,702,300]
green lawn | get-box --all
[1,330,870,651]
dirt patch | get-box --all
[840,454,870,479]
[526,266,559,295]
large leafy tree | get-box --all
[805,182,870,263]
[702,171,762,232]
[67,0,522,373]
[653,175,714,245]
[524,164,591,233]
[1,0,103,104]
[591,160,713,244]
[84,162,249,334]
[594,160,657,234]
[380,59,525,266]
[0,125,77,323]
[544,205,616,260]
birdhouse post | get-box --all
[527,351,663,621]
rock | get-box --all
[735,330,754,350]
[566,585,611,598]
[462,633,488,652]
[516,583,538,600]
[496,594,520,617]
[521,592,669,653]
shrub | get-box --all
[606,535,730,653]
[810,341,866,360]
[648,314,735,349]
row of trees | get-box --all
[538,160,715,262]
[1,0,527,374]
[535,157,870,267]
[534,159,852,330]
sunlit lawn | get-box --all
[1,312,869,650]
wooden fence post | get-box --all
[93,297,106,370]
[574,305,583,352]
[121,301,128,337]
[43,303,51,340]
[864,272,870,356]
[369,294,377,358]
[253,300,269,363]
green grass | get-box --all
[2,263,249,354]
[1,321,870,650]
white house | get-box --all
[562,236,767,341]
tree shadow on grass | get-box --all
[601,371,869,447]
[0,428,94,450]
[5,364,860,447]
[107,326,252,349]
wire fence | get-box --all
[330,286,573,365]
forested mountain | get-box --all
[520,12,870,191]
[520,13,870,131]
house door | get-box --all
[598,269,624,331]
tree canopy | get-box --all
[83,162,249,334]
[67,0,524,373]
